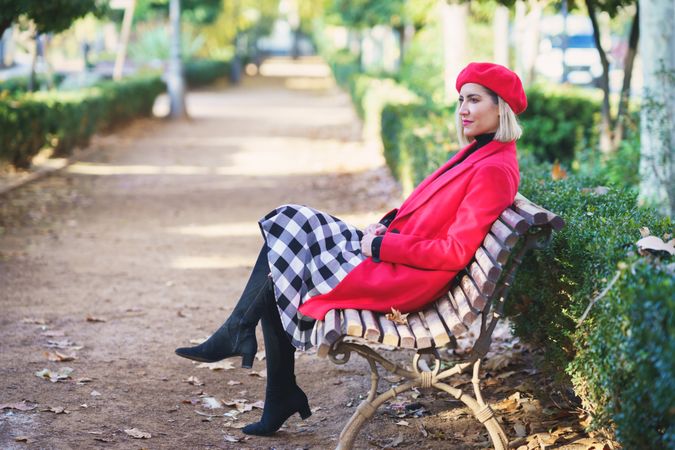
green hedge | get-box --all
[0,76,165,168]
[183,59,231,87]
[0,73,67,94]
[330,62,673,446]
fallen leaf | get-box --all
[45,340,82,351]
[0,401,37,411]
[196,361,235,371]
[44,351,77,362]
[637,236,675,256]
[90,390,102,397]
[385,432,404,448]
[21,317,48,325]
[249,370,266,378]
[43,406,69,414]
[184,376,204,386]
[223,434,240,443]
[41,330,65,337]
[386,307,408,325]
[513,421,527,437]
[396,420,409,426]
[15,436,31,443]
[227,380,242,386]
[255,350,266,361]
[124,428,151,439]
[223,420,246,429]
[35,367,74,383]
[76,377,93,384]
[640,227,651,238]
[250,400,264,409]
[86,315,107,323]
[201,397,223,409]
[551,161,567,180]
[483,353,514,371]
[177,310,190,318]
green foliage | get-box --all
[0,0,107,34]
[0,76,165,168]
[519,86,601,163]
[397,20,445,104]
[183,59,231,87]
[570,258,674,449]
[0,74,67,95]
[325,0,406,28]
[325,49,361,88]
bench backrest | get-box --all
[313,194,564,354]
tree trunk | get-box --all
[514,0,542,86]
[613,4,639,148]
[585,0,613,153]
[440,0,468,102]
[29,35,38,92]
[167,0,187,119]
[394,24,405,70]
[639,0,674,217]
[493,5,509,66]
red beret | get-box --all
[456,62,527,114]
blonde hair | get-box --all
[455,94,523,147]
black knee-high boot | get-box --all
[242,294,311,436]
[175,245,270,368]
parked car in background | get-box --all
[536,32,603,85]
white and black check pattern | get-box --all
[259,204,365,350]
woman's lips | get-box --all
[462,120,473,126]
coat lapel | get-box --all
[396,140,511,218]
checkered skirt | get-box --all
[259,204,365,350]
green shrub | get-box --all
[183,59,231,87]
[0,74,67,94]
[0,76,165,168]
[326,49,361,88]
[571,258,674,449]
[381,102,458,194]
[519,86,601,164]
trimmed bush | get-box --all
[0,73,67,94]
[183,59,231,87]
[0,76,165,168]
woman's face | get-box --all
[458,83,499,139]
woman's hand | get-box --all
[360,233,376,257]
[364,223,387,236]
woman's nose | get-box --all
[458,102,468,115]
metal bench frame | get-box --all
[312,194,564,450]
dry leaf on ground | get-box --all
[41,330,65,337]
[90,390,102,397]
[201,397,223,409]
[551,162,567,180]
[124,428,151,439]
[43,406,69,414]
[21,317,48,325]
[35,367,73,383]
[196,361,235,371]
[223,433,240,442]
[227,380,242,386]
[249,369,266,378]
[255,350,266,361]
[14,436,31,443]
[44,351,77,362]
[86,315,107,323]
[184,376,204,386]
[0,401,37,411]
[45,339,82,350]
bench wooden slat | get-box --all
[344,309,363,337]
[546,211,566,231]
[467,262,496,297]
[450,286,478,325]
[475,247,502,282]
[314,321,330,358]
[514,196,548,225]
[435,296,467,337]
[395,321,416,348]
[483,234,510,264]
[461,274,489,311]
[361,310,381,342]
[500,208,530,234]
[324,310,343,345]
[423,306,451,347]
[407,313,433,349]
[378,315,400,346]
[491,220,519,248]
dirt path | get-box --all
[1,58,607,449]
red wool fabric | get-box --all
[298,139,520,320]
[455,62,527,114]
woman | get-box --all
[175,62,527,436]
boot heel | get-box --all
[298,404,311,420]
[241,352,255,369]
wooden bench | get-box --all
[311,193,564,450]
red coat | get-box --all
[297,139,520,320]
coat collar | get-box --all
[396,140,515,218]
